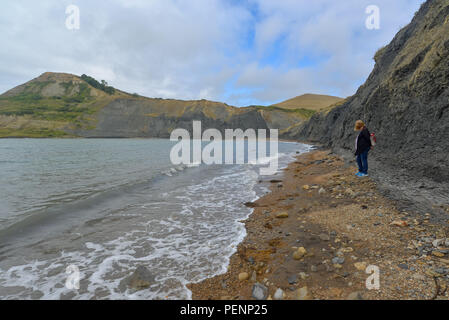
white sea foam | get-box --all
[0,142,312,300]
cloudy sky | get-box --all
[0,0,424,106]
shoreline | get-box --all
[187,150,449,300]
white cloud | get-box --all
[0,0,425,106]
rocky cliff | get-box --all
[287,0,449,186]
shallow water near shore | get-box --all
[0,138,311,299]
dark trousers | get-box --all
[356,149,369,174]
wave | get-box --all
[0,142,313,300]
[0,164,198,238]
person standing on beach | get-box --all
[354,120,372,177]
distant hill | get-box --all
[0,72,317,138]
[0,72,135,137]
[273,94,344,111]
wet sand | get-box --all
[188,150,449,300]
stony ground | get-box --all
[187,150,449,300]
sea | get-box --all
[0,138,312,299]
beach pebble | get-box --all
[221,280,227,289]
[433,239,445,247]
[296,286,312,300]
[346,291,364,300]
[398,263,409,270]
[432,251,446,257]
[390,220,408,227]
[434,268,448,275]
[319,233,330,241]
[252,283,268,300]
[293,247,307,260]
[273,288,284,300]
[276,212,289,219]
[318,188,326,195]
[287,275,298,284]
[354,262,367,271]
[413,274,426,281]
[332,257,345,265]
[238,272,249,281]
[250,271,257,282]
[299,272,308,280]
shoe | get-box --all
[360,173,369,177]
[355,172,362,176]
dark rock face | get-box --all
[69,99,294,138]
[289,0,449,185]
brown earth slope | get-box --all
[273,94,344,111]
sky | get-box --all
[0,0,424,106]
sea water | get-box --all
[0,138,312,299]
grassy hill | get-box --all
[273,93,344,111]
[0,72,132,137]
[0,72,330,138]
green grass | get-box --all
[0,82,96,122]
[0,127,70,138]
[0,74,127,138]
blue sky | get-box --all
[0,0,424,106]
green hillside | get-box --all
[0,72,323,138]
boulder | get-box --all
[120,266,155,291]
[252,283,268,300]
[432,239,445,247]
[238,272,249,281]
[346,291,364,300]
[273,288,284,300]
[354,262,367,271]
[293,247,307,260]
[296,286,312,300]
[276,212,289,219]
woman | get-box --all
[354,120,372,177]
